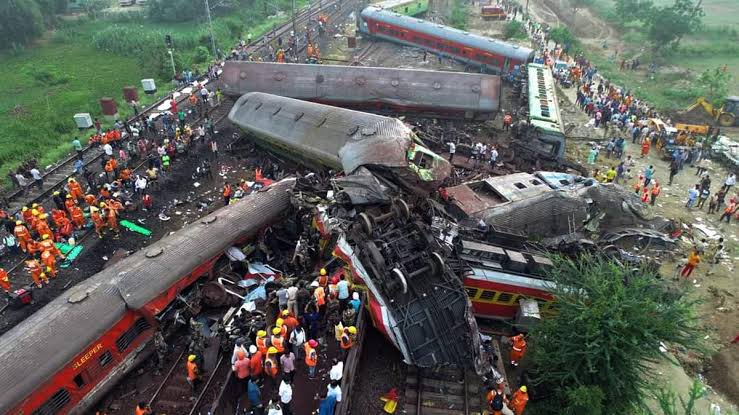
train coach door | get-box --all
[503,57,510,73]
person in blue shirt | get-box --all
[336,275,350,309]
[318,393,337,415]
[643,165,655,186]
[248,378,262,411]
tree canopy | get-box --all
[0,0,46,50]
[697,66,733,103]
[529,255,705,414]
[644,0,704,50]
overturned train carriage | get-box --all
[228,92,451,193]
[0,180,295,415]
[221,62,502,120]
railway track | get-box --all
[148,347,228,415]
[1,0,340,214]
[404,367,487,415]
[0,98,234,290]
[351,40,377,65]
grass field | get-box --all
[0,7,293,188]
[585,0,739,111]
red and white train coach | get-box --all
[358,6,534,74]
[0,180,294,415]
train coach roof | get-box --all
[361,6,534,62]
[220,62,501,114]
[0,179,295,413]
[228,92,416,174]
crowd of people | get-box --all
[174,268,362,415]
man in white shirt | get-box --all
[327,381,342,402]
[447,141,456,162]
[329,359,343,382]
[30,167,43,189]
[103,143,113,157]
[278,378,293,415]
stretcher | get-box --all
[120,220,152,236]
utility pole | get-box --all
[168,50,176,78]
[204,0,218,60]
[292,0,296,35]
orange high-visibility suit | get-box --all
[84,194,97,207]
[35,218,52,239]
[510,334,527,365]
[509,389,529,415]
[249,351,263,377]
[41,250,57,278]
[105,207,119,233]
[51,209,67,227]
[304,343,318,368]
[65,197,77,214]
[70,206,85,229]
[256,336,269,355]
[271,335,285,353]
[68,180,84,200]
[14,223,31,253]
[39,238,62,258]
[26,259,47,288]
[91,209,106,237]
[21,208,33,224]
[0,268,10,293]
[56,216,73,238]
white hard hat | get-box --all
[249,345,257,354]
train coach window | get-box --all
[115,318,152,352]
[479,290,497,302]
[99,350,113,367]
[465,287,479,299]
[32,388,71,415]
[73,374,86,389]
[497,292,516,304]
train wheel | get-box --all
[358,212,374,235]
[430,252,445,276]
[393,199,411,221]
[391,267,409,294]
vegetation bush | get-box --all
[503,21,527,40]
[193,46,211,64]
[448,0,468,30]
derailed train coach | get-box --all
[220,62,502,120]
[358,6,534,73]
[228,92,452,194]
[0,180,295,415]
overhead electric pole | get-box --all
[205,0,218,59]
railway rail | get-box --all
[405,367,486,415]
[0,98,234,300]
[0,0,340,214]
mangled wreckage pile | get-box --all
[225,92,678,375]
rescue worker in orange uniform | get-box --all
[339,326,356,360]
[186,354,201,394]
[64,194,77,214]
[271,327,285,354]
[27,239,42,257]
[21,206,32,223]
[68,178,84,200]
[135,402,152,415]
[0,268,11,294]
[39,234,63,259]
[102,202,120,234]
[56,215,73,239]
[256,330,270,355]
[304,339,318,379]
[70,205,85,229]
[35,213,53,238]
[509,385,529,415]
[223,182,233,206]
[26,259,47,288]
[276,49,285,63]
[510,334,527,367]
[28,209,40,231]
[90,207,106,238]
[14,221,31,253]
[248,345,263,379]
[264,346,280,378]
[41,249,58,279]
[84,193,97,208]
[51,209,67,228]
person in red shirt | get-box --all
[232,350,251,391]
[509,334,527,367]
[249,345,263,379]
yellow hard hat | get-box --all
[281,310,289,316]
[520,386,527,393]
[42,234,50,240]
[31,209,39,216]
[53,191,60,196]
[268,346,278,354]
[66,194,72,199]
[32,203,39,208]
[188,355,196,362]
[16,221,22,225]
[272,327,281,335]
[276,318,284,326]
[100,202,106,208]
[320,268,327,276]
[40,272,46,278]
[257,330,266,338]
[22,207,28,212]
[40,214,48,219]
[348,326,357,335]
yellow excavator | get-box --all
[686,96,738,127]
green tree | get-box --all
[529,255,705,415]
[614,0,653,24]
[645,0,704,50]
[503,21,527,40]
[0,0,45,50]
[697,66,733,103]
[652,379,706,415]
[548,26,580,52]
